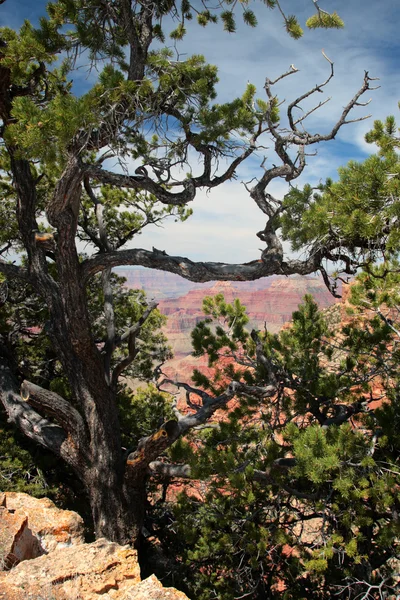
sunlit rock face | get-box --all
[0,493,190,600]
[1,492,85,556]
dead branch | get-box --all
[111,300,158,389]
[0,345,84,469]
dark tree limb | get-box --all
[0,346,84,470]
[127,380,252,473]
[0,261,31,283]
[126,420,180,473]
[161,379,213,406]
[75,67,379,296]
[321,401,367,428]
[19,380,88,447]
[81,246,323,283]
[85,164,196,207]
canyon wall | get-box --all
[118,269,339,381]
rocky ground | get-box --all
[0,492,189,600]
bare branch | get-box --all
[315,71,378,142]
[111,300,158,389]
[376,307,400,338]
[293,96,332,126]
[262,64,299,89]
[321,400,367,429]
[285,61,334,134]
[126,420,180,473]
[117,300,158,345]
[148,459,318,501]
[85,164,196,207]
[148,461,191,478]
[161,378,212,406]
[82,246,322,284]
[175,380,266,436]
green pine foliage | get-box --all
[0,409,58,497]
[3,2,400,598]
[285,15,303,40]
[281,111,400,264]
[118,384,175,450]
[151,289,400,598]
[306,11,344,30]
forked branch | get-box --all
[80,66,376,291]
[111,300,158,389]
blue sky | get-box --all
[2,0,400,264]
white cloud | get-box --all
[135,177,293,263]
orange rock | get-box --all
[3,492,84,553]
[122,574,190,599]
[0,506,42,569]
[0,538,141,599]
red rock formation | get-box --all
[158,277,339,375]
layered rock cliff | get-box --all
[119,270,339,383]
[158,276,338,361]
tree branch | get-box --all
[85,164,196,206]
[111,300,158,389]
[126,419,180,473]
[19,380,88,447]
[0,261,31,283]
[321,400,366,428]
[148,461,191,479]
[0,345,84,470]
[82,246,323,284]
[148,459,318,500]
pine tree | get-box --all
[160,290,399,599]
[0,0,385,552]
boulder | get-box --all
[2,492,84,553]
[0,494,191,599]
[0,538,141,599]
[0,506,42,569]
